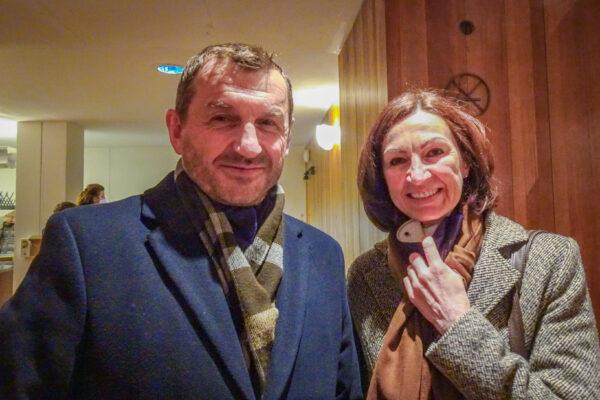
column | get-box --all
[13,121,83,290]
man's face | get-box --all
[166,61,290,206]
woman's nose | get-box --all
[236,122,262,158]
[406,156,431,184]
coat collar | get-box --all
[364,212,530,320]
[141,174,309,400]
[467,212,529,316]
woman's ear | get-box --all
[461,164,470,179]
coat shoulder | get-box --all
[348,242,387,283]
[50,195,145,241]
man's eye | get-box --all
[210,115,235,123]
[257,119,277,127]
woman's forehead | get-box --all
[384,111,453,147]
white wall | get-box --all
[84,146,180,202]
[84,145,307,221]
[279,145,306,222]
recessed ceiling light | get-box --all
[157,64,184,74]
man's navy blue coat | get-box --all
[0,174,362,399]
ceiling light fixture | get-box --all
[157,64,184,74]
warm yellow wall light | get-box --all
[315,124,340,151]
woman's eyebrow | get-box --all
[419,137,450,149]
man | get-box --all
[0,43,361,399]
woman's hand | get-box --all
[403,236,470,334]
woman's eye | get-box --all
[426,148,444,158]
[390,157,407,166]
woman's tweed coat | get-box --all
[348,212,600,399]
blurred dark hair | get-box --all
[357,89,498,232]
[53,201,76,213]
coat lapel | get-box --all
[467,213,530,318]
[263,217,310,400]
[142,175,255,400]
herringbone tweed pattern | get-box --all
[348,212,600,399]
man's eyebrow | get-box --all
[207,100,232,109]
[264,108,285,117]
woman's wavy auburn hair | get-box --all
[357,89,498,232]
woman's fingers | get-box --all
[422,236,444,268]
[406,264,437,305]
[402,276,414,299]
[409,252,429,275]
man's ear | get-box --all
[284,116,295,153]
[166,109,183,155]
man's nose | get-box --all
[406,155,431,184]
[236,122,262,159]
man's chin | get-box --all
[212,188,268,207]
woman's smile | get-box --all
[407,188,442,199]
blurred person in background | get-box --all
[76,183,106,205]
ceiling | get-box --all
[0,0,363,148]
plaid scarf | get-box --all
[174,165,285,394]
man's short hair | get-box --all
[175,43,294,128]
[357,89,498,232]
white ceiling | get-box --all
[0,0,363,148]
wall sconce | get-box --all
[303,166,316,180]
[315,124,341,151]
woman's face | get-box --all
[93,191,106,204]
[382,110,469,225]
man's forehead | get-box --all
[196,60,283,91]
[192,61,288,109]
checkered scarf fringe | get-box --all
[174,168,285,393]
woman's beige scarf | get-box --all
[367,209,483,400]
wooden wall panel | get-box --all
[386,0,429,92]
[311,0,599,321]
[306,0,387,265]
[305,143,345,250]
[545,0,600,319]
[307,0,388,266]
[310,0,387,266]
[465,0,514,218]
[505,0,554,231]
[387,0,517,218]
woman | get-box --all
[76,183,106,206]
[348,89,600,399]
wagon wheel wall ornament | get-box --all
[445,73,490,116]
